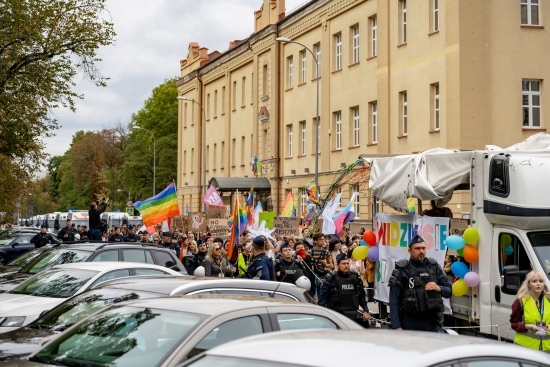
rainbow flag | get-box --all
[133,183,180,227]
[246,187,254,225]
[226,193,241,262]
[280,191,295,217]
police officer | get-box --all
[30,225,58,248]
[275,242,305,283]
[389,234,452,332]
[108,227,124,242]
[319,253,370,325]
[123,225,139,242]
[57,219,78,242]
[245,236,274,281]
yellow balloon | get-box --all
[352,246,368,260]
[463,227,479,245]
[452,279,469,297]
[500,234,512,249]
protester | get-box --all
[108,227,124,242]
[275,242,305,283]
[328,238,342,268]
[202,238,233,277]
[161,232,178,256]
[237,242,252,276]
[151,233,161,246]
[194,241,208,271]
[139,230,150,243]
[88,199,107,241]
[309,233,333,301]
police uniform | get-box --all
[57,224,78,242]
[389,234,451,332]
[30,227,57,248]
[319,254,369,323]
[245,237,274,281]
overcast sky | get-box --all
[43,0,306,159]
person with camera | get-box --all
[89,197,108,241]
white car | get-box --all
[181,329,550,367]
[0,262,180,332]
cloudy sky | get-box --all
[43,0,306,158]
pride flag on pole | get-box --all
[226,191,241,262]
[280,191,295,217]
[133,183,180,227]
[246,186,254,226]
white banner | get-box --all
[374,214,451,314]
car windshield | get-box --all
[7,248,44,267]
[0,234,17,246]
[527,231,550,278]
[34,289,157,331]
[20,249,91,274]
[32,305,203,367]
[10,268,98,298]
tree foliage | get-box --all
[0,0,115,217]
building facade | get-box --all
[176,0,549,225]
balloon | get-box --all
[446,235,466,250]
[194,266,205,277]
[463,227,479,245]
[505,246,514,255]
[359,240,367,246]
[457,248,464,257]
[363,231,377,246]
[463,245,479,263]
[295,276,311,291]
[451,261,469,278]
[352,246,368,260]
[500,234,512,248]
[452,279,469,297]
[367,246,379,261]
[464,272,480,287]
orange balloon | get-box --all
[463,244,479,263]
[363,231,377,246]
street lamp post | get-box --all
[276,37,320,200]
[177,96,207,211]
[132,126,156,196]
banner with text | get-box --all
[273,217,300,237]
[374,214,450,306]
[208,219,230,238]
[207,205,226,220]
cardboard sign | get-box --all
[207,205,226,220]
[450,218,469,236]
[171,216,187,232]
[208,219,230,238]
[273,217,300,237]
[188,212,207,232]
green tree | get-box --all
[122,79,178,201]
[0,0,115,217]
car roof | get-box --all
[201,329,550,367]
[51,261,180,273]
[97,275,306,295]
[116,294,314,315]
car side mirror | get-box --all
[165,260,176,269]
[502,265,528,295]
[11,242,19,248]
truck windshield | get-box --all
[527,231,550,277]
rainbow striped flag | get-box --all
[280,191,295,217]
[133,183,180,227]
[226,192,241,262]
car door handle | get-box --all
[495,285,501,303]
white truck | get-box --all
[364,135,550,339]
[101,212,129,229]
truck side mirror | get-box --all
[502,265,527,295]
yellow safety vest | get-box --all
[514,296,550,351]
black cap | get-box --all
[40,224,47,229]
[280,242,291,251]
[409,234,425,248]
[162,232,173,238]
[252,236,265,249]
[336,253,348,263]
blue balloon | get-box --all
[446,235,466,250]
[505,246,514,255]
[359,240,367,246]
[451,261,469,279]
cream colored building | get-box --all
[176,0,549,226]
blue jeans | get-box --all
[89,228,102,241]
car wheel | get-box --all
[0,254,6,266]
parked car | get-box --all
[182,329,550,367]
[0,232,44,265]
[0,242,187,293]
[0,246,56,276]
[0,275,314,361]
[96,275,315,303]
[24,296,360,366]
[0,262,181,332]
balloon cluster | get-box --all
[447,227,480,296]
[500,234,514,256]
[352,230,379,261]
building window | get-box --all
[300,195,308,217]
[262,64,268,97]
[241,136,245,165]
[222,86,225,113]
[400,0,407,44]
[241,76,246,107]
[300,121,306,156]
[206,145,210,171]
[214,90,218,117]
[334,111,342,150]
[521,0,540,26]
[183,150,187,173]
[352,184,360,217]
[231,139,236,166]
[213,143,217,170]
[191,148,194,173]
[287,56,294,89]
[300,50,307,84]
[352,107,360,146]
[287,124,293,157]
[401,91,408,136]
[232,81,237,110]
[314,43,321,78]
[334,33,342,71]
[522,80,541,127]
[370,16,377,57]
[221,141,225,169]
[433,84,440,131]
[183,103,188,128]
[432,0,439,32]
[370,101,378,144]
[351,24,360,64]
